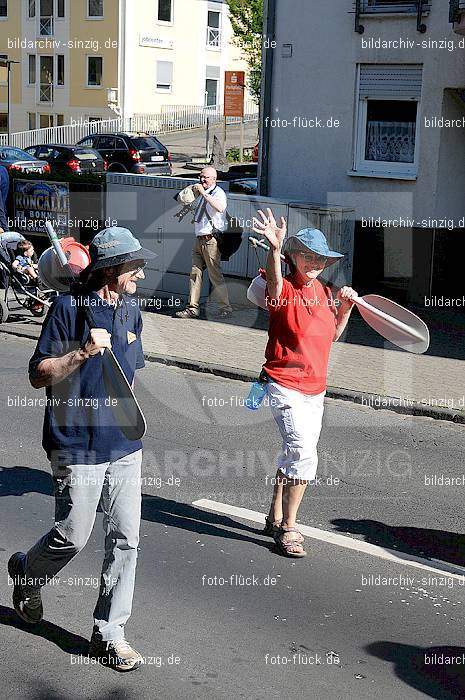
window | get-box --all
[57,54,64,85]
[205,65,220,106]
[207,10,220,47]
[114,137,126,149]
[28,55,36,84]
[28,112,37,130]
[56,113,64,126]
[354,65,422,177]
[96,135,115,149]
[0,0,7,18]
[87,56,103,86]
[156,60,173,92]
[79,135,95,145]
[157,0,172,23]
[39,0,54,35]
[0,114,7,133]
[360,1,427,12]
[29,0,35,18]
[88,0,103,18]
[88,116,102,123]
[57,0,64,17]
[39,114,54,128]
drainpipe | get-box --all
[258,0,276,196]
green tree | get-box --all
[227,0,263,104]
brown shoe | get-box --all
[175,308,199,319]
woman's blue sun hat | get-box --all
[284,228,344,266]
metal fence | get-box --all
[0,102,259,150]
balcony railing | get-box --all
[39,82,53,103]
[206,27,220,47]
[355,0,428,33]
[39,16,54,36]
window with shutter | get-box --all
[354,64,423,177]
[156,61,173,92]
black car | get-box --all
[76,132,171,175]
[24,144,106,176]
[0,146,50,174]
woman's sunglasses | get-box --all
[297,251,328,265]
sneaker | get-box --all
[89,632,143,672]
[175,308,199,319]
[7,552,43,624]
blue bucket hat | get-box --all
[284,228,344,267]
[83,226,157,274]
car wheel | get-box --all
[108,163,127,173]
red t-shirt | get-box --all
[263,274,338,395]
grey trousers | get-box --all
[23,449,142,642]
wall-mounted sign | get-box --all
[224,71,245,117]
[13,180,70,236]
[139,34,174,50]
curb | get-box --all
[2,326,464,424]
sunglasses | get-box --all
[297,251,328,265]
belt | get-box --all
[197,234,213,241]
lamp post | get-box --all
[0,59,20,142]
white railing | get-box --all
[206,27,221,47]
[0,103,259,149]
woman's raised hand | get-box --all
[252,208,287,251]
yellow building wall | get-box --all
[68,0,119,109]
[0,6,23,120]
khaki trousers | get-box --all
[188,236,232,311]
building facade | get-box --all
[0,0,249,132]
[259,0,465,304]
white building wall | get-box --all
[265,0,465,223]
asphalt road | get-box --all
[1,334,465,700]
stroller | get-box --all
[0,232,57,324]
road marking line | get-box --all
[192,498,465,582]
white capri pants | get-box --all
[267,380,326,482]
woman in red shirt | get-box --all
[252,208,358,558]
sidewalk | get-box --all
[1,303,464,422]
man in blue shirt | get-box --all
[8,227,156,672]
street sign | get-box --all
[224,71,245,117]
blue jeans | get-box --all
[23,449,142,642]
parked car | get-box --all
[76,132,172,175]
[0,146,50,174]
[24,144,107,176]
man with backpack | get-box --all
[175,166,233,319]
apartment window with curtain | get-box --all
[28,54,36,84]
[156,60,173,92]
[87,56,103,86]
[28,112,37,130]
[158,0,172,23]
[57,0,65,18]
[29,0,35,18]
[88,0,103,18]
[353,64,422,177]
[0,114,7,132]
[0,54,7,85]
[0,0,7,18]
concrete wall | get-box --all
[265,0,465,223]
[105,173,355,302]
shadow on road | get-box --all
[0,466,53,497]
[142,494,271,550]
[0,604,88,655]
[332,518,465,567]
[0,466,270,551]
[367,641,465,700]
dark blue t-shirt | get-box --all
[29,291,145,465]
